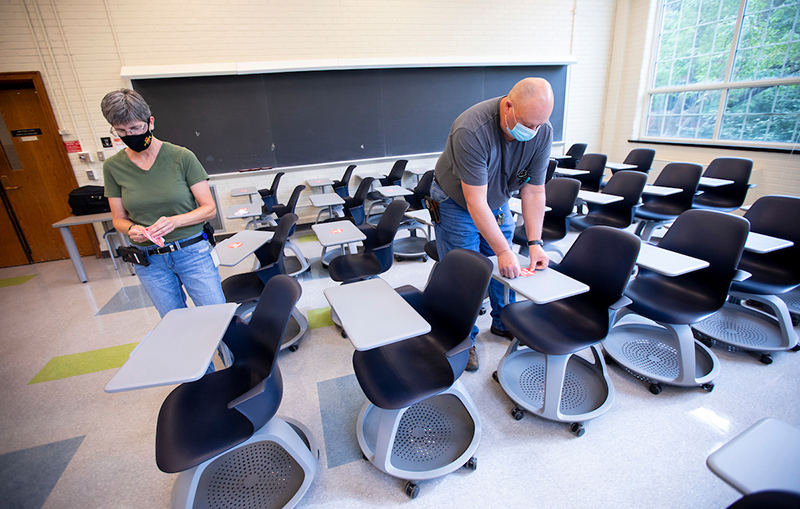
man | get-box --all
[430,77,553,371]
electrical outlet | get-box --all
[97,150,106,162]
[77,151,94,163]
[86,169,97,180]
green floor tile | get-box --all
[0,275,37,288]
[307,307,335,329]
[29,343,139,384]
[299,234,318,243]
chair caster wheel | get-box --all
[404,481,419,499]
[288,344,299,352]
[511,407,524,420]
[478,307,486,315]
[791,313,799,327]
[570,423,585,437]
[702,383,714,392]
[692,328,714,347]
[341,331,347,338]
[760,353,773,365]
[464,456,477,471]
[791,344,800,352]
[422,255,428,262]
[492,370,499,383]
[362,453,368,461]
[649,383,663,395]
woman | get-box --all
[101,88,225,318]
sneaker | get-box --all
[490,325,514,339]
[466,346,479,372]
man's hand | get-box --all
[498,250,521,279]
[528,244,549,272]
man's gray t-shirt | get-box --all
[434,97,552,210]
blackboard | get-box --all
[133,65,567,175]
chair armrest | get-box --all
[609,295,632,310]
[446,337,473,358]
[734,269,751,282]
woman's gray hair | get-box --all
[100,88,151,126]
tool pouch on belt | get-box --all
[423,196,440,223]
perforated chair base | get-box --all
[236,303,309,352]
[692,297,799,353]
[603,320,719,387]
[356,379,480,482]
[169,417,318,509]
[393,227,429,260]
[496,341,614,424]
[779,288,800,314]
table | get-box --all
[745,231,794,254]
[606,162,638,172]
[104,303,238,393]
[642,184,681,196]
[507,197,551,217]
[637,243,710,277]
[375,185,413,198]
[554,168,589,176]
[403,208,433,242]
[405,168,430,184]
[226,203,264,230]
[490,253,590,305]
[52,212,135,283]
[699,176,734,187]
[231,186,260,203]
[306,177,334,192]
[309,193,345,222]
[311,220,367,266]
[707,417,800,495]
[214,230,274,267]
[324,278,431,350]
[577,190,624,205]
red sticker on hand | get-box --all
[227,242,243,249]
[520,268,537,277]
[330,228,343,234]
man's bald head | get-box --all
[507,78,554,128]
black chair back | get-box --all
[544,159,558,183]
[694,157,753,211]
[641,162,702,215]
[558,226,641,307]
[558,143,588,169]
[343,177,374,225]
[254,212,297,277]
[593,170,647,226]
[333,164,356,198]
[405,170,434,210]
[245,275,302,372]
[622,148,656,174]
[543,177,581,240]
[380,159,408,186]
[373,199,410,249]
[422,249,493,345]
[573,153,608,192]
[272,184,305,218]
[258,172,285,211]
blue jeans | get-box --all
[430,181,516,342]
[136,234,226,318]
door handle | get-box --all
[1,175,20,190]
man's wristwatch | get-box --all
[527,239,544,247]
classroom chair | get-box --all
[544,158,558,183]
[693,195,800,364]
[221,213,308,352]
[155,275,318,509]
[552,143,588,169]
[395,170,435,261]
[570,153,608,193]
[616,148,656,174]
[366,159,408,220]
[332,164,357,198]
[257,171,285,215]
[512,177,581,258]
[257,184,310,276]
[496,226,640,436]
[633,162,702,241]
[352,248,492,499]
[570,170,647,231]
[692,157,754,212]
[603,209,750,394]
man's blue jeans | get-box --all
[430,181,516,342]
[135,234,226,318]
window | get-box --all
[645,0,800,146]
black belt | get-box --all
[145,234,205,255]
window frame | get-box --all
[640,0,800,149]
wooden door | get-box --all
[0,72,98,266]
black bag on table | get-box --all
[68,185,110,215]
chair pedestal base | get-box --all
[236,303,309,352]
[692,293,799,354]
[283,241,310,277]
[603,318,720,388]
[170,417,318,509]
[495,341,614,426]
[356,379,480,484]
[393,225,429,261]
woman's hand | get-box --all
[146,216,177,239]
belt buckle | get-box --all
[167,243,178,253]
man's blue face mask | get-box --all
[506,104,539,142]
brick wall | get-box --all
[0,0,617,233]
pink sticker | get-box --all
[228,242,244,249]
[330,228,343,234]
[520,268,537,277]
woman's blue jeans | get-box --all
[430,181,516,343]
[135,234,226,318]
